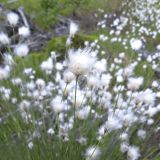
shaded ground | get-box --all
[0,0,125,52]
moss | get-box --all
[71,33,97,48]
[45,36,67,54]
[44,34,97,59]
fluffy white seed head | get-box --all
[63,71,75,83]
[105,116,122,131]
[145,107,158,117]
[120,132,129,141]
[127,146,140,160]
[67,48,96,76]
[50,96,64,114]
[47,128,55,135]
[94,60,106,73]
[120,142,129,153]
[7,12,19,26]
[0,32,10,45]
[18,26,30,37]
[14,44,29,57]
[4,54,14,66]
[85,146,101,160]
[69,21,79,37]
[28,142,33,149]
[36,79,45,88]
[56,62,63,71]
[40,57,53,72]
[117,75,124,83]
[127,77,144,90]
[11,78,22,85]
[100,74,112,88]
[87,76,97,88]
[98,125,106,137]
[0,65,11,80]
[137,129,146,139]
[76,106,90,120]
[123,65,135,77]
[147,119,154,125]
[137,89,156,105]
[71,90,86,108]
[130,38,142,51]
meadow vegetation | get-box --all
[0,0,160,160]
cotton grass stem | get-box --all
[74,76,79,124]
[62,83,68,102]
[114,85,123,112]
[12,27,16,44]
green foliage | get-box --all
[39,0,90,28]
[145,34,160,52]
[65,0,90,8]
[2,0,124,29]
[40,0,59,28]
[134,61,154,88]
[71,34,97,48]
[45,36,67,55]
[45,34,96,59]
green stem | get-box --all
[12,27,16,44]
[114,85,123,112]
[74,76,78,125]
[62,83,68,102]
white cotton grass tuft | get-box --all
[85,146,101,160]
[6,12,19,26]
[67,48,96,76]
[119,132,129,141]
[66,21,79,46]
[69,21,79,37]
[4,54,15,66]
[130,38,143,51]
[40,57,53,73]
[137,129,146,139]
[137,89,156,105]
[14,44,29,57]
[76,106,90,120]
[123,63,136,77]
[145,107,158,117]
[127,146,140,160]
[71,90,86,108]
[47,128,55,135]
[120,142,129,153]
[105,116,123,131]
[94,59,106,73]
[18,26,30,38]
[127,77,144,90]
[100,74,112,89]
[87,76,97,88]
[0,65,11,80]
[63,71,75,83]
[28,141,34,150]
[36,78,45,88]
[50,96,64,114]
[0,32,10,45]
